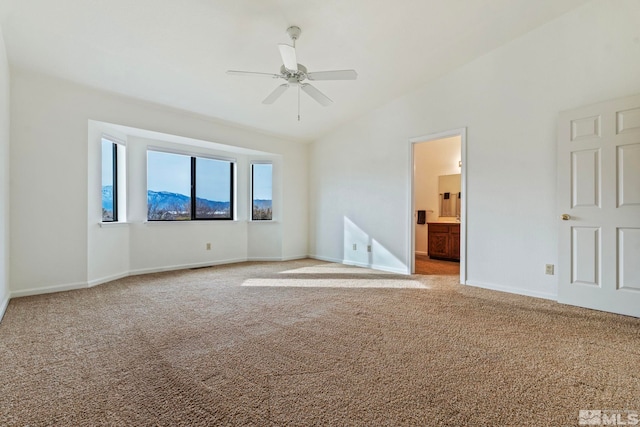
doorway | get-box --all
[409,128,467,283]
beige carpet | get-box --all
[415,254,460,276]
[1,259,639,426]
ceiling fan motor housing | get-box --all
[281,64,307,84]
[286,26,301,42]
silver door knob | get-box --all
[561,214,571,221]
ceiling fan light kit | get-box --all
[227,25,357,121]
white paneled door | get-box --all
[558,94,640,318]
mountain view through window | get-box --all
[145,150,234,220]
[101,149,272,222]
[252,163,272,220]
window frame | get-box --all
[250,161,273,222]
[101,138,119,222]
[192,156,235,221]
[146,148,235,222]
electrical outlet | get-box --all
[352,244,357,250]
[367,245,372,252]
[206,243,211,250]
[545,264,554,275]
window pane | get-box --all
[252,163,272,220]
[147,151,191,220]
[195,157,232,219]
[101,139,116,221]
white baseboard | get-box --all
[281,255,309,261]
[87,272,130,288]
[7,257,307,305]
[128,258,248,276]
[247,256,288,262]
[94,256,309,281]
[309,254,341,263]
[343,260,409,275]
[0,294,9,322]
[464,280,556,301]
[414,251,428,256]
[309,254,410,275]
[11,281,88,298]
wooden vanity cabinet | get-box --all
[427,223,460,261]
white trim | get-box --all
[102,134,127,146]
[465,280,557,301]
[250,160,273,165]
[281,255,309,261]
[11,281,88,298]
[247,257,287,262]
[414,251,429,256]
[309,254,342,264]
[147,145,237,163]
[344,260,409,275]
[128,258,247,276]
[99,221,131,228]
[309,254,409,275]
[0,295,9,322]
[408,128,467,284]
[87,272,130,287]
[144,220,243,226]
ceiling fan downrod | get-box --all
[286,26,301,48]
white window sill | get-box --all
[100,220,280,227]
[144,220,242,226]
[99,221,131,228]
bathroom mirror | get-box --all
[438,174,461,218]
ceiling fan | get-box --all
[227,26,357,120]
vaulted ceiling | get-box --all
[0,0,588,141]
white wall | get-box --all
[120,136,281,275]
[414,136,461,254]
[0,24,10,319]
[11,69,308,296]
[86,124,130,286]
[310,0,640,298]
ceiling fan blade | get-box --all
[227,70,282,79]
[306,70,358,81]
[300,83,333,107]
[278,44,298,72]
[262,84,290,104]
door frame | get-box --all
[408,127,467,283]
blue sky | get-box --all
[105,146,272,202]
[253,163,272,200]
[195,157,231,202]
[147,151,234,202]
[147,150,191,197]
